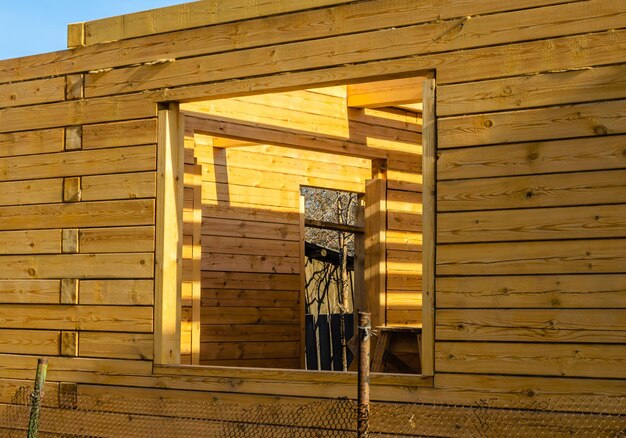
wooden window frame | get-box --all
[153,72,436,395]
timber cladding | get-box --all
[0,0,624,432]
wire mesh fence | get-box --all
[2,381,625,437]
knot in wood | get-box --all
[594,125,608,135]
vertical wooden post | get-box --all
[155,102,184,365]
[299,194,307,369]
[353,196,365,312]
[191,162,202,365]
[27,358,48,438]
[357,311,371,438]
[420,77,436,377]
[364,178,386,329]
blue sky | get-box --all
[0,1,185,60]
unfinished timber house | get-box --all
[0,0,625,435]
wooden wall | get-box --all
[0,0,625,433]
[0,72,157,377]
[434,63,626,380]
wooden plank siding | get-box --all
[0,0,624,433]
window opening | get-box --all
[156,73,435,378]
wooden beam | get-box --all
[191,162,202,365]
[340,76,424,108]
[184,111,387,159]
[67,22,85,48]
[395,103,423,112]
[420,77,435,377]
[304,219,364,234]
[78,0,357,46]
[155,103,184,365]
[364,178,386,327]
[211,137,258,148]
[298,195,306,369]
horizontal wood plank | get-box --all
[0,253,154,279]
[0,94,154,134]
[79,226,155,253]
[439,99,626,148]
[437,239,626,275]
[0,128,64,158]
[437,135,626,181]
[438,169,626,212]
[0,179,63,206]
[0,305,152,332]
[79,280,154,306]
[0,77,65,108]
[0,280,60,304]
[436,342,626,378]
[0,230,61,254]
[82,119,157,149]
[201,307,298,325]
[202,217,299,240]
[433,373,626,412]
[0,329,59,355]
[438,63,626,116]
[0,354,153,384]
[0,145,155,182]
[201,253,299,274]
[200,341,299,361]
[201,289,298,308]
[79,332,153,360]
[201,272,300,290]
[438,204,626,243]
[201,324,300,342]
[437,274,626,309]
[0,199,154,231]
[81,172,156,201]
[437,309,626,343]
[201,236,299,258]
[81,0,357,46]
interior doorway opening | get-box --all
[302,187,363,371]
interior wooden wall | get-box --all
[181,87,423,367]
[0,0,625,434]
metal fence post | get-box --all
[28,358,48,438]
[357,312,371,437]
